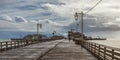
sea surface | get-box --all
[0,39,10,42]
[90,39,120,48]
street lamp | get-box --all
[74,11,84,34]
[74,12,78,21]
[74,11,84,47]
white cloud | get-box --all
[14,16,28,23]
[0,15,12,22]
[38,19,64,26]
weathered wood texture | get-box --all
[84,41,120,60]
[0,40,63,60]
[39,40,97,60]
[0,39,53,52]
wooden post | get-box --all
[0,42,2,51]
[91,43,93,53]
[98,45,100,59]
[0,42,2,49]
[6,42,8,50]
[94,43,96,56]
[112,49,114,60]
[18,41,19,47]
[14,41,16,48]
[88,42,90,50]
[104,47,106,60]
[10,41,12,48]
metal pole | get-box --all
[81,11,84,47]
[81,11,84,34]
[37,24,39,41]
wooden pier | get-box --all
[0,40,63,60]
[1,39,120,60]
[84,41,120,60]
[38,40,97,60]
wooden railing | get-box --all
[84,41,120,60]
[0,39,50,52]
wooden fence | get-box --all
[0,39,50,52]
[84,41,120,60]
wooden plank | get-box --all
[0,40,63,60]
[39,40,97,60]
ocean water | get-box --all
[0,39,10,42]
[90,39,120,48]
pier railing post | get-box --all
[10,41,12,48]
[112,49,114,60]
[18,41,19,47]
[98,45,101,59]
[94,43,96,56]
[0,42,2,51]
[6,42,8,50]
[104,47,106,60]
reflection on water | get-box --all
[91,39,120,48]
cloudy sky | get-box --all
[0,0,120,39]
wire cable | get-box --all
[84,0,102,15]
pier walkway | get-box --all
[39,40,97,60]
[0,39,98,60]
[0,40,63,60]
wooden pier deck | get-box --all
[0,40,63,60]
[39,40,97,60]
[0,39,98,60]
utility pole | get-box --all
[74,11,84,47]
[37,24,39,41]
[74,11,84,34]
[81,11,84,34]
[37,23,42,41]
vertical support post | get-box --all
[81,11,84,34]
[10,41,12,48]
[80,11,84,47]
[0,42,2,49]
[14,41,16,48]
[104,47,106,60]
[6,42,8,50]
[18,41,19,47]
[94,43,96,55]
[0,42,2,51]
[98,45,101,59]
[37,24,39,41]
[112,49,114,60]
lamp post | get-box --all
[74,11,84,34]
[37,23,42,41]
[52,31,56,36]
[74,11,84,47]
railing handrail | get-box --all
[0,39,50,52]
[89,41,120,51]
[84,41,120,60]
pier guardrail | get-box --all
[0,39,50,52]
[84,41,120,60]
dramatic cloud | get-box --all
[0,0,120,39]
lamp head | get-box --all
[74,12,78,21]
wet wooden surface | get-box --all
[39,40,98,60]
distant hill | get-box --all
[0,31,53,39]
